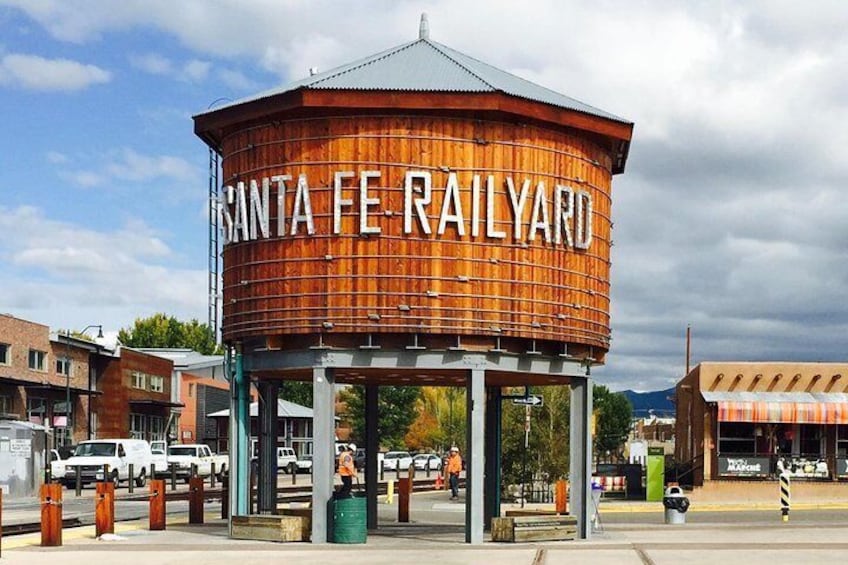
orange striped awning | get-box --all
[702,391,848,424]
[715,401,848,424]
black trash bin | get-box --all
[662,485,690,524]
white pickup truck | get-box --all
[166,444,228,482]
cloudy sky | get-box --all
[1,1,846,392]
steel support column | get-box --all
[257,380,279,514]
[466,368,485,544]
[484,385,502,528]
[365,384,378,529]
[311,366,335,543]
[228,348,250,522]
[569,377,593,539]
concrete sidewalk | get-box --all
[2,507,848,565]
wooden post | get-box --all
[95,482,115,536]
[221,477,229,520]
[398,477,412,523]
[210,463,216,488]
[555,480,568,514]
[40,483,63,546]
[189,477,204,524]
[149,479,166,530]
[128,464,135,494]
[75,465,82,497]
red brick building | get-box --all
[94,347,179,441]
[0,314,100,444]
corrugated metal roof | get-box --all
[702,391,848,403]
[196,38,629,124]
[138,348,224,371]
[208,399,313,419]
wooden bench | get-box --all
[231,514,309,542]
[491,514,577,542]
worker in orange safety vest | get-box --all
[337,443,356,498]
[446,446,462,501]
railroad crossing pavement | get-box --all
[2,491,848,564]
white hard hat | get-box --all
[450,446,458,452]
[348,443,357,451]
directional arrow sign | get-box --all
[512,395,543,407]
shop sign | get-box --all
[718,456,770,477]
[837,458,848,478]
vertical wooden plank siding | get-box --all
[219,115,614,353]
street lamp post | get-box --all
[64,324,103,446]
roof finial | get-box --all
[419,13,429,40]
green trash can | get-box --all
[333,495,367,543]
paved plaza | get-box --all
[3,490,847,565]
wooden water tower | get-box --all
[195,16,632,544]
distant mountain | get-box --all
[620,387,676,418]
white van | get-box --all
[62,439,152,487]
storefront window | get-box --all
[837,425,848,457]
[717,422,755,454]
[799,424,823,456]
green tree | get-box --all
[117,313,220,355]
[340,385,421,449]
[278,381,313,408]
[501,386,570,487]
[593,384,633,459]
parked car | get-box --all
[63,439,152,487]
[150,440,168,475]
[381,451,413,471]
[296,454,313,474]
[412,453,442,471]
[49,445,76,482]
[277,447,298,474]
[167,444,228,482]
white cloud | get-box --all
[46,151,69,164]
[217,68,259,91]
[182,59,211,82]
[0,205,204,335]
[130,53,210,82]
[0,53,110,91]
[58,148,199,189]
[104,148,196,182]
[129,52,172,75]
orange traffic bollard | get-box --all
[149,479,166,530]
[40,483,63,546]
[398,477,412,523]
[189,477,204,524]
[555,479,569,514]
[95,482,115,536]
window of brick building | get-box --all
[56,356,71,376]
[132,371,147,389]
[28,349,47,372]
[0,343,9,365]
[150,375,164,393]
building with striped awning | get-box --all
[675,362,848,486]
